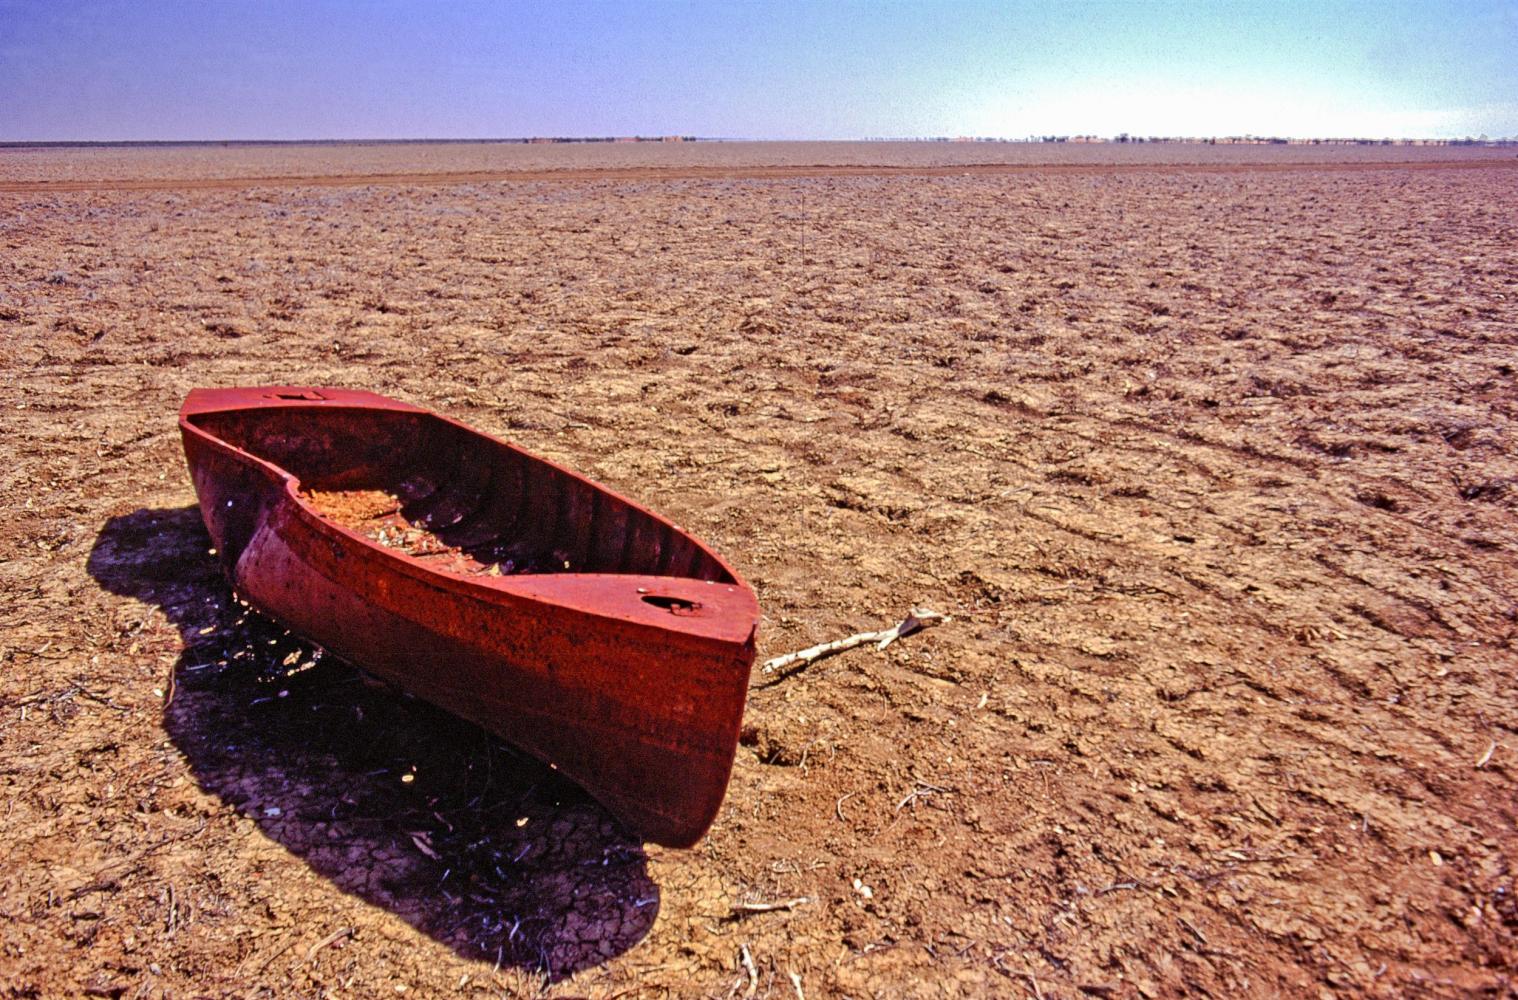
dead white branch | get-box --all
[761,608,948,675]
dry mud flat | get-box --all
[2,146,1516,998]
[0,139,1505,185]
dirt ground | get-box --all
[2,143,1516,998]
[0,139,1504,186]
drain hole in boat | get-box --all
[642,595,701,615]
[267,390,327,401]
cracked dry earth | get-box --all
[2,144,1517,998]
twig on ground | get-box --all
[739,943,759,999]
[762,630,880,674]
[897,780,950,812]
[761,608,949,675]
[1178,916,1208,946]
[732,896,813,916]
[1476,741,1498,768]
[253,938,301,974]
[164,883,179,936]
[789,970,805,1000]
[835,791,855,822]
[71,680,132,712]
[797,738,833,773]
[872,608,948,650]
[409,832,441,860]
[304,925,355,964]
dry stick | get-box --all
[760,629,883,674]
[1178,916,1208,947]
[896,781,950,812]
[761,609,949,675]
[253,938,302,975]
[304,926,355,964]
[733,896,813,915]
[164,883,178,937]
[739,944,759,999]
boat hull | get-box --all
[179,386,758,846]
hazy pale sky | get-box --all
[2,0,1515,141]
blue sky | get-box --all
[1,0,1514,141]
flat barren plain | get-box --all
[2,142,1516,998]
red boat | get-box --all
[179,386,758,846]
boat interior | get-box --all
[185,406,734,582]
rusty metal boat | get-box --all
[179,386,758,846]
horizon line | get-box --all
[5,134,1518,150]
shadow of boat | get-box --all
[86,506,659,978]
